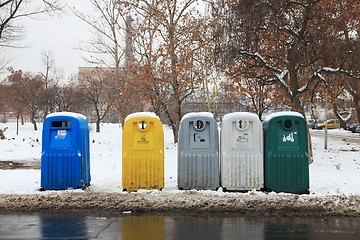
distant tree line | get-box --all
[0,0,359,141]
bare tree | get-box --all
[0,1,63,46]
[72,0,211,141]
[71,0,125,69]
[6,69,45,130]
[214,0,360,163]
[0,83,8,122]
[39,50,61,117]
[78,67,117,132]
[214,0,359,116]
[119,0,209,142]
[52,79,82,113]
[0,80,27,134]
[0,1,63,72]
[71,0,133,122]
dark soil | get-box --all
[0,161,40,170]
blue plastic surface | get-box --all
[41,113,91,190]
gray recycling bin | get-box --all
[177,112,220,190]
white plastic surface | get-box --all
[221,112,264,191]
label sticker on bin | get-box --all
[55,130,67,139]
[189,120,210,149]
[278,131,299,150]
[133,121,154,151]
[50,129,71,148]
[231,120,254,150]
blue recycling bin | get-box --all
[41,112,91,190]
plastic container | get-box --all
[221,112,263,191]
[122,112,164,191]
[177,112,220,190]
[263,112,309,194]
[41,112,90,190]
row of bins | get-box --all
[178,111,309,193]
[40,112,165,191]
[40,111,309,194]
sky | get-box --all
[5,0,95,80]
[3,0,209,81]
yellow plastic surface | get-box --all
[122,216,164,240]
[122,115,164,191]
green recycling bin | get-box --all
[263,112,309,194]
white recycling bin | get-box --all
[220,112,263,191]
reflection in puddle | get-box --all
[40,215,89,239]
[1,214,360,239]
[122,216,164,240]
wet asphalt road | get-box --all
[1,214,360,239]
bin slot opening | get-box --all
[52,121,71,128]
[138,121,148,130]
[194,120,205,130]
[283,119,293,130]
[237,120,249,130]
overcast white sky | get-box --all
[3,0,208,80]
[6,0,95,79]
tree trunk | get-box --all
[333,102,346,128]
[292,95,313,163]
[354,92,360,123]
[16,113,19,135]
[31,112,38,131]
[167,110,179,143]
[287,58,313,164]
[96,119,101,133]
[172,124,179,144]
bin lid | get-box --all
[181,112,214,123]
[222,112,259,122]
[264,111,304,122]
[125,112,159,122]
[46,112,87,120]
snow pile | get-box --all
[1,191,360,216]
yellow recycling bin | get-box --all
[122,112,164,191]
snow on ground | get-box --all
[0,122,180,195]
[310,129,360,196]
[0,122,359,196]
[0,122,360,215]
